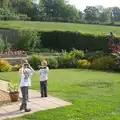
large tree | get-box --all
[111,7,120,22]
[84,6,99,21]
[61,4,79,22]
[99,8,111,22]
[40,0,65,18]
[39,0,79,22]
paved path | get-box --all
[0,80,72,120]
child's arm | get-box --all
[38,69,42,74]
[44,67,49,73]
[19,67,23,75]
[28,64,35,73]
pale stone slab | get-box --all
[30,98,60,109]
[0,81,72,120]
[0,80,8,92]
[43,96,72,106]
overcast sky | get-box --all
[69,0,120,10]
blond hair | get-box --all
[21,59,28,64]
[41,60,48,67]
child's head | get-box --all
[41,60,47,67]
[21,59,28,64]
[23,63,29,68]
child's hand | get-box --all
[28,64,31,68]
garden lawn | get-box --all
[0,21,120,36]
[1,69,120,120]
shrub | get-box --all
[111,52,120,71]
[46,57,58,69]
[18,30,40,51]
[56,50,85,68]
[69,49,85,67]
[91,56,115,70]
[12,64,22,71]
[0,59,12,72]
[77,59,91,69]
[69,49,85,59]
[27,55,42,70]
[57,56,72,68]
[85,51,105,61]
[18,14,30,21]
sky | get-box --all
[69,0,120,11]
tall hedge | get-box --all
[0,28,120,52]
[40,31,112,52]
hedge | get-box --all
[0,28,120,52]
[40,31,112,52]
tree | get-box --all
[40,0,65,18]
[12,0,40,20]
[61,4,79,22]
[111,7,120,22]
[95,5,104,13]
[39,0,79,22]
[79,11,84,21]
[99,8,111,22]
[84,6,99,21]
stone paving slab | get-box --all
[43,96,71,106]
[30,98,60,109]
[0,92,72,120]
[19,89,41,98]
[0,80,72,120]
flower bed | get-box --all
[0,51,27,58]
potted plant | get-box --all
[8,83,19,102]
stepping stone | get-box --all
[30,98,60,109]
[27,102,47,112]
[0,109,7,120]
[43,96,72,106]
[1,105,19,112]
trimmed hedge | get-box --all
[0,28,120,52]
[38,31,119,52]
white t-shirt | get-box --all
[38,67,49,81]
[19,68,33,87]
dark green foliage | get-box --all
[16,29,119,52]
[27,55,42,70]
[18,30,40,51]
[40,31,110,52]
[46,57,58,69]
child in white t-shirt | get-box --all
[19,63,35,112]
[38,60,49,97]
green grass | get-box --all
[0,21,120,36]
[1,69,120,120]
